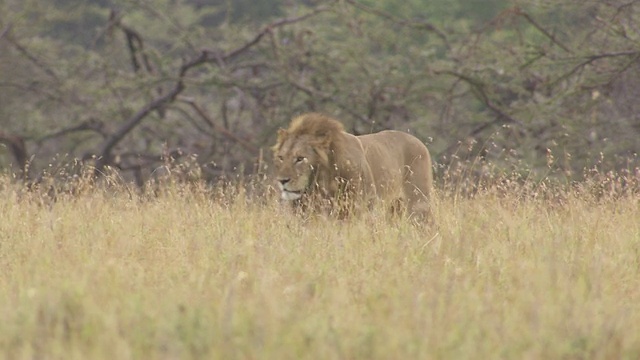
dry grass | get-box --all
[0,174,639,360]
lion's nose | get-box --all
[278,178,291,186]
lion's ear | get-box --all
[313,131,333,149]
[277,128,288,142]
[272,129,288,152]
[312,144,330,166]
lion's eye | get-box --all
[277,155,284,162]
[295,156,306,163]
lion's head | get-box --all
[271,113,344,201]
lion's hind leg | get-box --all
[402,163,433,225]
[389,197,404,217]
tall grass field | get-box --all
[0,173,639,359]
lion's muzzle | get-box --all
[277,179,303,201]
[280,190,302,201]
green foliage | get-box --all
[360,0,508,27]
[0,0,638,183]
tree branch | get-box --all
[110,10,155,74]
[514,8,572,54]
[4,31,60,82]
[179,97,258,154]
[37,118,106,144]
[286,78,385,131]
[551,50,640,88]
[0,24,11,40]
[94,81,184,174]
[434,70,527,157]
[194,4,333,68]
[343,0,448,43]
[436,70,525,127]
[92,6,331,175]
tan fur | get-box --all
[272,113,433,222]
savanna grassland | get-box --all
[0,174,639,360]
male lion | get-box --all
[272,113,433,222]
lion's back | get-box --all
[359,130,428,162]
[358,131,430,171]
[357,130,432,200]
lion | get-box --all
[271,113,433,222]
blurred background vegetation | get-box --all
[1,0,638,188]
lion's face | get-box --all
[273,134,327,201]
